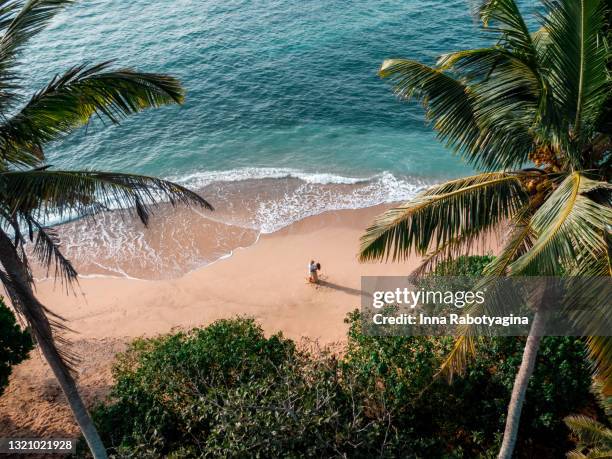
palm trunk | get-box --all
[497,306,548,459]
[34,326,108,459]
[0,231,107,459]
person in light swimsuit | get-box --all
[308,260,319,283]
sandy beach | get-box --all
[1,204,497,438]
[36,204,418,342]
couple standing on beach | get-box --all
[308,260,321,283]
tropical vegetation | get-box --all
[359,0,611,457]
[91,311,594,457]
[0,1,210,457]
[565,415,612,459]
[0,296,33,396]
[564,382,612,458]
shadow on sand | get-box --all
[316,280,365,297]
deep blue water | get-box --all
[23,0,490,184]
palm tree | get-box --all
[0,1,211,458]
[564,382,612,458]
[565,416,612,459]
[358,0,611,457]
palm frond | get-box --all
[0,169,212,226]
[437,335,478,382]
[0,1,73,51]
[482,198,540,275]
[509,173,612,275]
[586,336,612,395]
[0,1,74,106]
[438,46,518,72]
[0,206,77,284]
[411,228,492,276]
[0,62,184,165]
[378,59,480,151]
[543,0,609,163]
[564,415,612,450]
[445,0,564,159]
[559,231,612,392]
[591,379,612,416]
[437,273,521,380]
[379,58,535,170]
[479,0,537,58]
[438,285,514,381]
[485,222,533,276]
[411,200,512,275]
[567,449,612,459]
[30,219,77,284]
[359,172,527,262]
[438,47,541,115]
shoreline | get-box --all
[34,201,398,284]
[33,171,427,280]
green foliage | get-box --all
[564,414,612,459]
[359,174,527,264]
[93,318,385,458]
[359,0,612,389]
[432,255,495,277]
[0,297,33,396]
[94,312,593,458]
[344,309,592,458]
[564,383,612,458]
[564,381,612,459]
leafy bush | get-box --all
[343,310,592,457]
[431,255,495,276]
[93,318,387,458]
[92,257,594,457]
[94,319,592,458]
[0,297,33,396]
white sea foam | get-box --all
[248,171,424,233]
[171,168,427,233]
[40,168,426,230]
[171,167,372,188]
[32,169,430,279]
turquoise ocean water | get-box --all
[26,0,484,184]
[21,0,531,277]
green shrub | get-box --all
[432,255,495,276]
[93,318,388,458]
[94,317,592,458]
[0,297,33,396]
[339,254,591,456]
[342,309,592,457]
